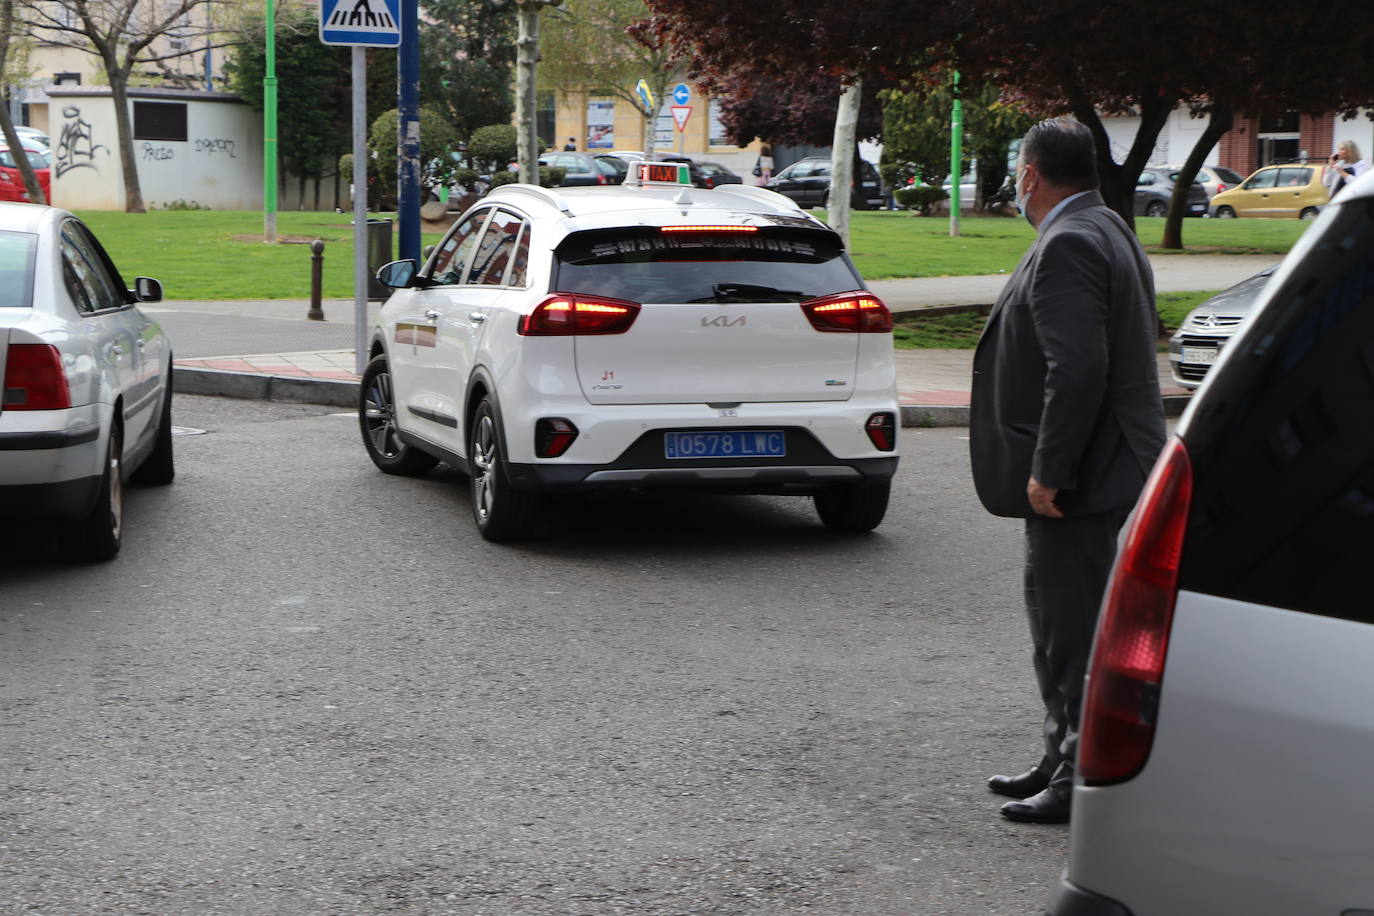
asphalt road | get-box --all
[1,395,1068,915]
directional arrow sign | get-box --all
[320,0,402,47]
[670,105,691,132]
[672,83,691,106]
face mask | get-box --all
[1015,173,1032,224]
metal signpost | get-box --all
[320,0,402,376]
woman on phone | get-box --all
[1324,140,1371,201]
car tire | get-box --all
[1215,206,1236,219]
[1145,200,1167,218]
[129,372,175,486]
[359,355,438,476]
[63,424,123,561]
[813,480,890,533]
[468,396,542,542]
[1300,207,1319,220]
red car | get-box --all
[0,146,51,203]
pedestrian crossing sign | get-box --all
[319,0,402,47]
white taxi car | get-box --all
[0,203,173,560]
[360,162,899,541]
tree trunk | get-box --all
[1072,90,1176,231]
[0,0,44,203]
[107,70,145,212]
[514,1,540,184]
[827,76,861,246]
[1160,104,1234,249]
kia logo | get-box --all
[701,315,746,328]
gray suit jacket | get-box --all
[969,192,1167,518]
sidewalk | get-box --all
[162,253,1271,425]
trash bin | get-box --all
[366,218,393,300]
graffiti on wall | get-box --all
[195,138,237,157]
[141,143,175,161]
[56,106,110,178]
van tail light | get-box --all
[3,343,72,410]
[535,417,578,458]
[865,412,896,451]
[801,292,893,333]
[519,294,641,336]
[1079,436,1193,786]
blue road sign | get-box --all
[320,0,402,47]
[672,83,690,106]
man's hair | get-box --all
[1021,118,1099,190]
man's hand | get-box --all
[1028,477,1064,518]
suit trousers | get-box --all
[1023,507,1129,789]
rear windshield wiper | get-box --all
[688,283,809,303]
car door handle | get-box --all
[424,309,441,321]
[468,312,487,323]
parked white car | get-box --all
[1050,169,1374,913]
[0,203,173,560]
[360,162,899,540]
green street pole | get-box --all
[263,0,278,242]
[950,70,962,238]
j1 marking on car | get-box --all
[664,430,786,459]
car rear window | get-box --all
[0,230,36,308]
[552,227,863,303]
[1215,167,1245,184]
[1179,196,1374,622]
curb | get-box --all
[174,366,359,408]
[900,395,1192,429]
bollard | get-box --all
[307,239,325,320]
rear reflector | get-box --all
[520,294,641,336]
[801,292,893,333]
[865,413,896,451]
[1079,436,1193,785]
[3,343,71,410]
[535,417,578,458]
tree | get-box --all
[513,0,560,183]
[540,0,684,154]
[419,0,516,141]
[882,77,1032,208]
[225,6,351,207]
[468,123,516,171]
[698,67,884,148]
[23,0,238,212]
[0,0,44,203]
[368,107,461,202]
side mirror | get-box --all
[376,259,418,289]
[133,277,162,303]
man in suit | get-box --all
[969,118,1167,824]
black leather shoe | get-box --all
[987,768,1050,799]
[1000,785,1072,824]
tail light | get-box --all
[865,412,896,451]
[3,343,72,410]
[801,292,893,333]
[596,174,607,185]
[535,418,578,457]
[1079,436,1193,785]
[519,294,640,336]
[1217,184,1227,193]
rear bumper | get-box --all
[1046,873,1134,916]
[508,457,897,492]
[0,475,102,519]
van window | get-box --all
[1179,198,1374,621]
[553,227,861,304]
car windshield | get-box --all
[553,227,861,303]
[0,230,37,308]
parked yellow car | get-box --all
[1209,161,1329,219]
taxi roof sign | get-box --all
[628,161,692,187]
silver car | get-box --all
[1167,267,1274,387]
[0,203,172,560]
[1050,169,1374,914]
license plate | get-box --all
[664,430,786,459]
[1181,346,1218,365]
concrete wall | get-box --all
[48,87,263,210]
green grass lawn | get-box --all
[75,207,1307,300]
[892,289,1220,350]
[76,210,446,300]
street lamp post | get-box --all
[263,0,278,242]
